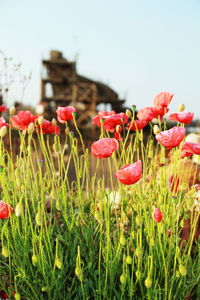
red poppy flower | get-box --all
[103,113,128,132]
[137,107,157,122]
[153,208,162,223]
[11,111,39,130]
[92,111,116,127]
[114,131,123,141]
[91,138,118,159]
[168,112,194,125]
[153,92,173,108]
[0,201,14,219]
[126,119,148,131]
[37,119,60,134]
[156,126,186,149]
[56,106,76,123]
[114,160,142,185]
[154,106,169,119]
[0,104,7,113]
[0,290,16,299]
[182,142,200,157]
[0,117,9,128]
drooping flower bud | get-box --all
[27,122,35,134]
[9,106,16,115]
[153,125,161,135]
[55,258,63,269]
[125,255,132,264]
[119,234,126,246]
[178,104,185,112]
[120,274,126,284]
[32,254,38,267]
[14,292,21,300]
[52,118,57,126]
[135,247,143,258]
[2,246,9,257]
[38,116,44,125]
[15,202,24,217]
[145,277,152,288]
[179,264,187,276]
[126,109,132,118]
[35,211,43,226]
[0,126,7,138]
[153,208,163,223]
[136,215,143,226]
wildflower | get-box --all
[55,257,63,269]
[182,142,200,157]
[126,119,147,131]
[114,160,142,185]
[36,119,60,134]
[135,247,143,258]
[153,208,162,223]
[0,117,9,128]
[156,126,186,148]
[119,234,126,246]
[11,111,39,130]
[153,92,173,108]
[168,112,194,125]
[0,104,7,112]
[137,107,157,122]
[103,112,128,132]
[153,106,169,119]
[0,201,14,219]
[92,111,116,127]
[9,106,16,115]
[91,138,118,159]
[56,106,76,123]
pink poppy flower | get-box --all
[168,112,194,125]
[153,208,162,223]
[0,104,7,113]
[156,126,186,149]
[0,117,9,128]
[11,111,39,130]
[37,119,60,135]
[91,138,118,159]
[56,106,76,123]
[126,119,148,131]
[92,111,116,127]
[114,160,142,185]
[0,201,14,219]
[182,142,200,157]
[153,92,173,108]
[103,113,128,132]
[137,107,157,122]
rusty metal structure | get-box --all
[39,50,125,129]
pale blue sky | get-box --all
[0,0,200,118]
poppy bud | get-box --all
[55,258,63,269]
[14,292,21,300]
[75,267,83,280]
[130,231,135,239]
[119,234,126,246]
[2,246,9,257]
[136,270,141,279]
[9,106,16,115]
[153,208,163,223]
[53,143,59,153]
[65,126,70,135]
[126,109,132,118]
[15,202,23,217]
[32,254,38,267]
[179,264,187,276]
[176,271,181,278]
[27,122,35,134]
[125,255,132,264]
[0,126,7,138]
[38,116,44,125]
[56,200,62,211]
[153,125,161,135]
[52,118,57,126]
[145,277,152,288]
[120,274,126,284]
[116,125,122,133]
[35,212,43,226]
[178,104,185,112]
[135,247,143,258]
[149,237,155,246]
[136,215,143,226]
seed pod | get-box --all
[9,106,16,115]
[178,104,185,112]
[0,126,7,138]
[145,277,152,288]
[125,255,132,264]
[179,264,187,276]
[15,202,23,217]
[32,254,38,266]
[2,246,9,257]
[120,274,126,284]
